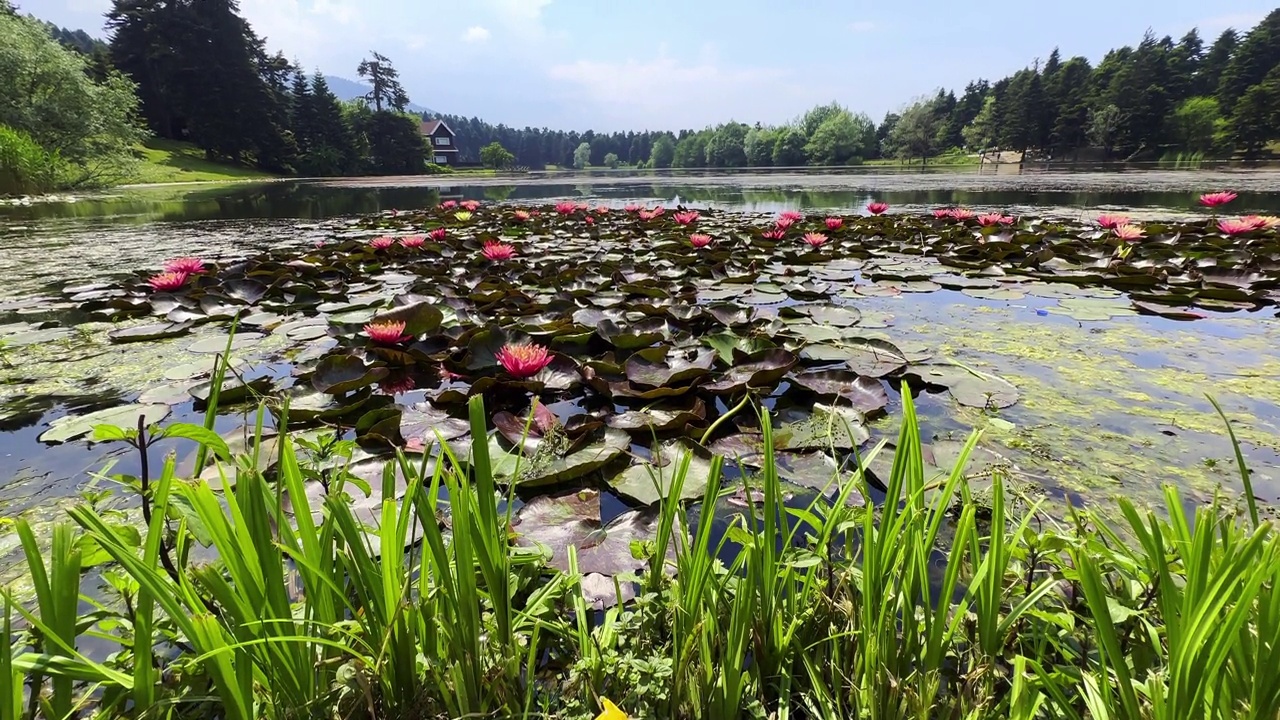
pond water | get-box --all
[3,168,1280,569]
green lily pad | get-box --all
[108,322,194,343]
[370,300,444,337]
[799,338,909,378]
[907,363,1020,409]
[624,347,716,387]
[490,427,630,488]
[773,404,870,450]
[312,354,389,395]
[39,403,171,444]
[606,440,717,506]
[704,349,797,394]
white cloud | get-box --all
[462,26,492,42]
[848,20,876,32]
[487,0,551,22]
[548,51,820,129]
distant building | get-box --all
[420,119,459,165]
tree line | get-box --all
[8,0,1280,195]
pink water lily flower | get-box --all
[690,233,713,248]
[576,202,589,211]
[1199,191,1238,208]
[584,216,595,225]
[460,200,480,211]
[441,200,458,210]
[624,203,642,213]
[400,235,425,248]
[933,208,953,219]
[825,217,843,230]
[496,343,553,379]
[650,206,666,216]
[977,213,1012,227]
[554,201,577,215]
[1113,224,1145,241]
[482,240,516,260]
[369,236,395,250]
[428,228,447,241]
[802,232,828,247]
[637,210,655,221]
[779,210,804,222]
[949,208,975,220]
[1241,215,1274,230]
[594,206,610,215]
[163,257,205,274]
[1097,214,1130,229]
[867,201,889,215]
[363,320,410,344]
[673,210,700,225]
[513,210,531,223]
[775,216,796,230]
[761,228,786,240]
[1218,218,1257,236]
[148,271,189,291]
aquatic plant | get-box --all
[932,208,952,219]
[146,271,188,291]
[1241,214,1278,229]
[624,204,641,212]
[825,217,844,230]
[637,210,655,221]
[673,211,699,225]
[496,342,553,378]
[594,206,610,215]
[867,201,889,215]
[775,216,797,230]
[400,235,425,248]
[949,207,975,220]
[1199,191,1238,207]
[428,228,447,241]
[162,257,206,274]
[369,236,396,250]
[441,200,458,209]
[1113,224,1145,241]
[689,233,713,248]
[555,201,578,215]
[779,210,804,222]
[513,210,531,223]
[6,387,1278,720]
[363,320,410,344]
[802,232,828,247]
[1097,214,1130,229]
[454,211,473,222]
[761,228,786,240]
[460,200,480,211]
[977,213,1010,226]
[1218,218,1256,236]
[482,240,516,261]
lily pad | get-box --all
[370,301,444,337]
[108,322,194,343]
[607,440,717,506]
[312,354,389,395]
[907,363,1020,409]
[39,403,171,444]
[490,427,630,488]
[704,349,798,394]
[400,402,471,452]
[790,372,888,412]
[624,347,716,387]
[799,338,909,378]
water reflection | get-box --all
[7,168,1280,227]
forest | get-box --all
[6,0,1280,192]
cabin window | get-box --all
[434,154,448,163]
[434,137,450,146]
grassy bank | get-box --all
[2,372,1275,719]
[128,139,278,185]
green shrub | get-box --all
[0,124,62,195]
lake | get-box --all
[2,167,1280,560]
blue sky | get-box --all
[29,0,1274,131]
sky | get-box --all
[25,0,1277,132]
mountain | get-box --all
[323,75,435,115]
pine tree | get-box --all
[357,52,408,113]
[1198,29,1239,97]
[1048,57,1093,156]
[1218,10,1280,113]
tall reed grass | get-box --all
[1,384,1276,719]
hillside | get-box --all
[323,75,435,115]
[129,139,276,185]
